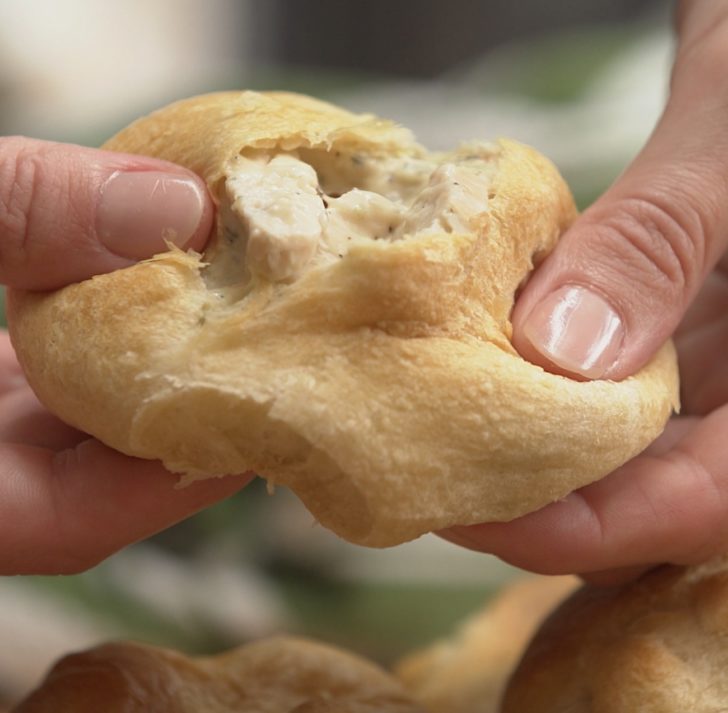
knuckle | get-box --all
[589,195,704,303]
[0,138,90,286]
[0,137,53,274]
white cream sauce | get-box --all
[206,144,494,288]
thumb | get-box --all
[0,137,213,290]
[512,6,728,381]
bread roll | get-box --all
[395,575,578,713]
[502,558,728,712]
[13,636,424,713]
[7,91,679,546]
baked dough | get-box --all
[7,91,679,546]
[12,636,424,712]
[502,558,728,712]
[395,575,578,713]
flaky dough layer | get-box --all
[7,91,679,546]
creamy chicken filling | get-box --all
[205,145,494,288]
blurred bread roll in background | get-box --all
[396,575,578,713]
[20,561,728,712]
[12,636,424,713]
[502,558,728,712]
[7,91,679,547]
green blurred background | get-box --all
[0,0,674,706]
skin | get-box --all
[444,0,728,584]
[0,139,250,576]
[1,1,725,581]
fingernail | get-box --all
[97,171,206,259]
[522,285,624,379]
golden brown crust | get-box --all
[395,575,578,713]
[6,91,680,546]
[103,91,421,190]
[502,558,728,712]
[13,636,423,713]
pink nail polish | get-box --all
[522,285,624,379]
[97,171,205,259]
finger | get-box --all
[675,309,728,415]
[441,405,728,575]
[674,268,728,338]
[511,7,728,380]
[0,330,83,449]
[642,416,697,456]
[1,440,251,575]
[0,137,213,290]
[0,330,26,393]
[0,387,84,450]
[579,564,654,587]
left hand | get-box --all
[0,137,250,575]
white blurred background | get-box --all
[0,0,250,139]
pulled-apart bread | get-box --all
[502,558,728,712]
[12,636,424,712]
[7,91,679,546]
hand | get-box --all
[443,0,728,584]
[0,137,250,575]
